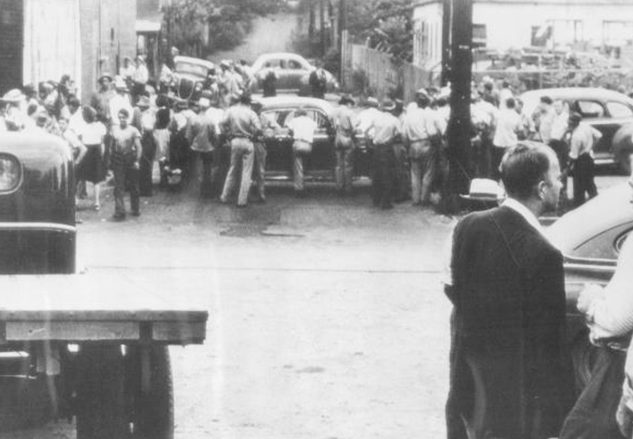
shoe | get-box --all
[112,213,126,221]
[236,203,247,208]
[132,211,141,217]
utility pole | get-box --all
[309,0,316,43]
[320,0,326,56]
[441,0,473,215]
[441,0,452,86]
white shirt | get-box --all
[286,115,317,144]
[355,107,380,139]
[493,108,521,148]
[586,236,633,341]
[78,122,107,145]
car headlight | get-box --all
[0,154,21,193]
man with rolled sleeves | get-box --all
[286,108,318,197]
[363,100,402,209]
[219,94,262,207]
[109,108,142,220]
[334,95,356,195]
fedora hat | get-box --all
[380,99,396,112]
[460,178,505,202]
[1,89,25,103]
[98,73,113,84]
[136,95,151,108]
[114,77,128,91]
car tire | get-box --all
[75,345,128,439]
[126,345,174,439]
[0,375,56,432]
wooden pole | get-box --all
[441,0,473,215]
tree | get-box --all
[163,0,281,58]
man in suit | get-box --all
[444,142,573,439]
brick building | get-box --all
[0,0,137,103]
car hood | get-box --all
[547,183,633,254]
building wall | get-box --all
[413,0,633,70]
[79,0,137,103]
[0,0,24,94]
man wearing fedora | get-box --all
[444,142,573,439]
[90,73,115,125]
[219,94,262,207]
[334,95,356,195]
[363,99,402,209]
[187,95,218,198]
[109,77,134,127]
[132,95,156,196]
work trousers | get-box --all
[196,149,220,198]
[372,142,395,209]
[221,138,254,206]
[139,131,156,196]
[335,133,354,194]
[253,141,267,200]
[292,140,312,192]
[113,164,140,216]
[392,141,410,202]
[409,139,435,205]
[572,153,597,207]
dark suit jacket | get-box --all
[447,205,573,439]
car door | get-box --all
[262,108,294,178]
[572,99,616,164]
[302,108,335,178]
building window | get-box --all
[532,20,583,48]
[473,24,486,48]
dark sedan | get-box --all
[259,96,371,182]
[547,182,633,387]
[521,87,633,169]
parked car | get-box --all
[546,182,633,388]
[259,96,371,181]
[170,55,215,103]
[520,87,633,169]
[251,52,339,95]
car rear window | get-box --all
[576,100,605,118]
[266,108,330,130]
[606,101,633,118]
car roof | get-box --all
[547,183,633,254]
[259,96,333,114]
[520,87,633,116]
[252,53,311,68]
[174,56,214,69]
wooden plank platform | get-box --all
[0,274,208,344]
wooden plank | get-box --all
[153,321,207,344]
[6,321,139,342]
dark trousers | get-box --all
[372,143,395,209]
[198,150,220,198]
[572,153,597,206]
[139,131,156,196]
[560,347,625,439]
[113,164,140,216]
[392,142,410,202]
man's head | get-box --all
[118,108,130,127]
[501,142,562,212]
[539,96,553,111]
[415,88,431,108]
[505,97,516,110]
[553,100,565,115]
[98,74,112,91]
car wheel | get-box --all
[126,345,174,439]
[75,345,128,439]
[0,375,56,432]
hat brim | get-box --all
[460,194,504,202]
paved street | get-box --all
[4,171,625,439]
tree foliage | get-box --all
[163,0,282,58]
[345,0,413,62]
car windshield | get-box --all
[265,108,330,129]
[175,62,209,77]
